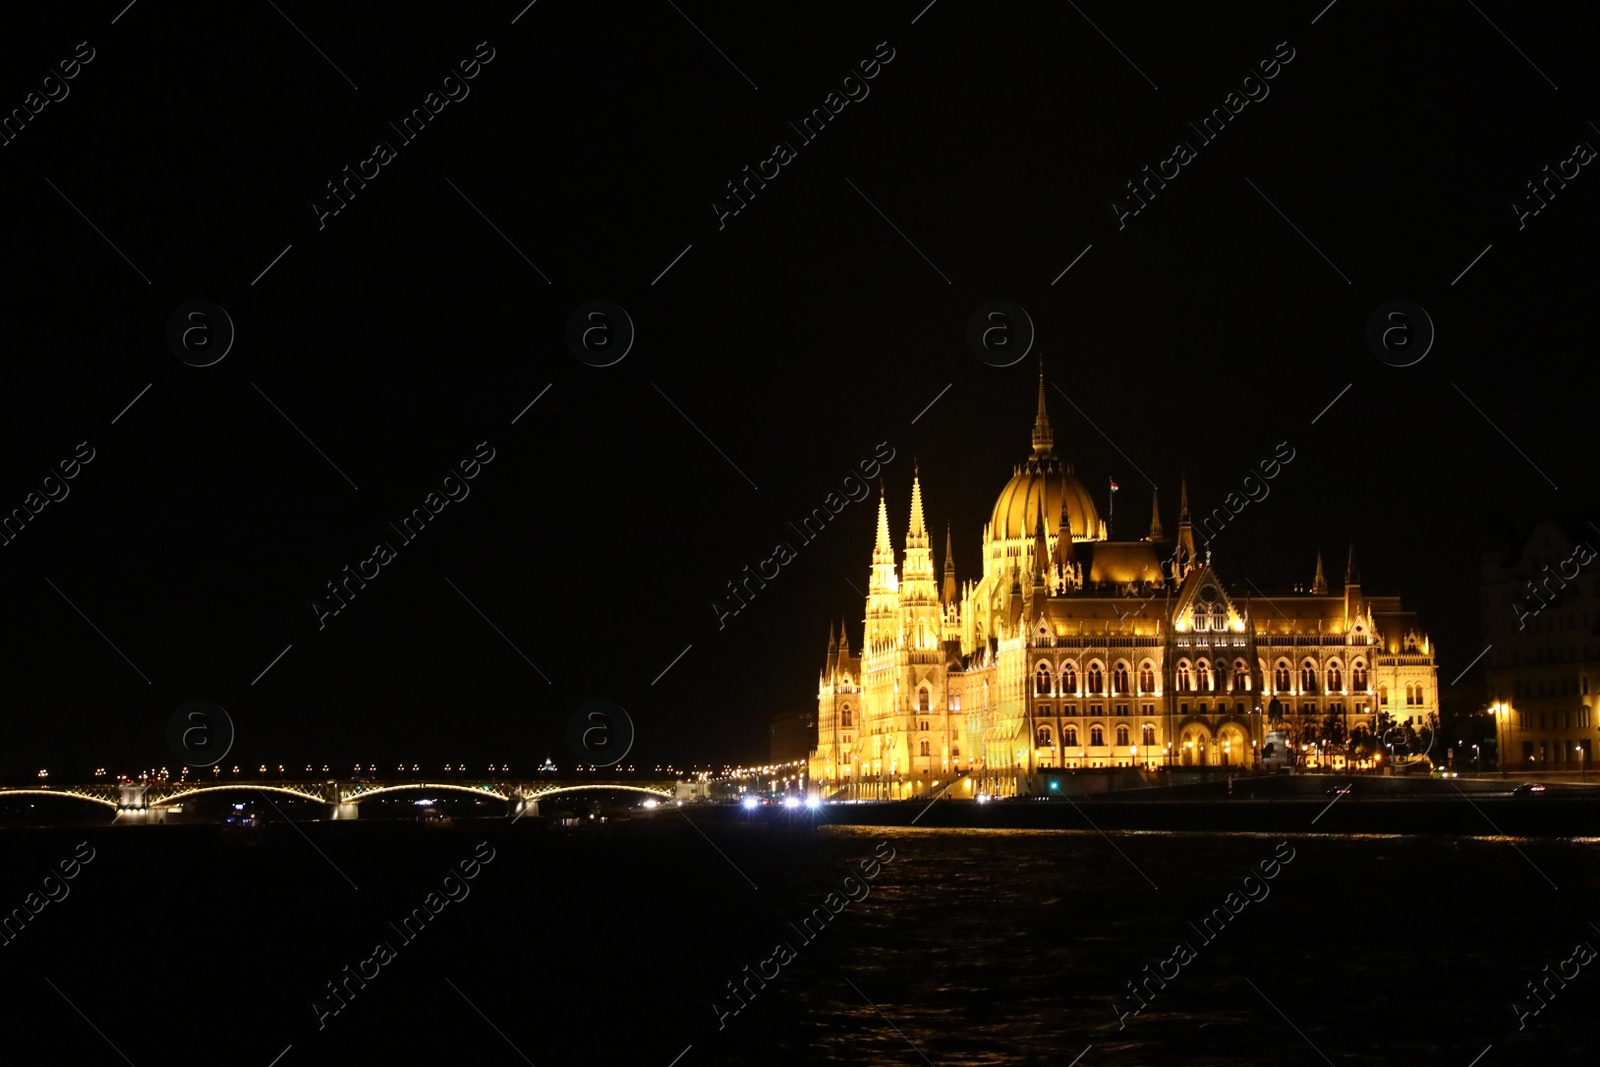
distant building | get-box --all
[808,373,1440,799]
[1481,517,1599,770]
[769,708,816,764]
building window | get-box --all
[1090,725,1105,746]
[1115,703,1129,717]
[1061,664,1078,693]
[1088,664,1105,693]
[1233,661,1249,691]
[1113,664,1130,693]
[1116,724,1130,746]
[950,693,961,711]
[1212,662,1225,692]
[1197,659,1213,691]
[919,740,930,756]
[1034,663,1053,696]
[1326,664,1343,692]
[1301,662,1317,693]
[919,720,930,731]
[1139,663,1156,693]
[918,688,931,712]
[1090,704,1103,717]
[1064,726,1078,747]
[1274,663,1291,692]
[1036,726,1053,747]
[952,745,960,758]
[1141,724,1156,746]
[1351,663,1368,691]
[841,706,853,727]
[1177,662,1193,692]
[1378,685,1387,707]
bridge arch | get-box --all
[525,784,673,801]
[0,788,118,810]
[149,784,325,807]
[344,782,512,805]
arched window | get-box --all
[1351,662,1368,691]
[1301,661,1318,693]
[951,745,960,758]
[841,705,853,727]
[1233,661,1250,691]
[1064,725,1079,747]
[1090,724,1105,747]
[1113,664,1130,694]
[1116,724,1130,746]
[1141,724,1156,746]
[1088,663,1105,694]
[916,619,927,648]
[919,739,930,756]
[1212,662,1225,692]
[1274,662,1291,692]
[1035,663,1053,696]
[1327,663,1343,692]
[1213,606,1228,631]
[919,720,929,731]
[1197,659,1212,691]
[1379,684,1389,706]
[918,688,931,712]
[1139,663,1155,693]
[1061,664,1078,694]
[1406,684,1419,706]
[1036,726,1053,747]
[1177,661,1193,692]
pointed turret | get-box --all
[826,619,837,658]
[1054,472,1076,577]
[1345,544,1358,586]
[1033,494,1050,584]
[1174,476,1196,579]
[1148,487,1163,541]
[1312,549,1327,594]
[1031,360,1053,456]
[901,469,937,607]
[942,525,957,606]
[838,618,849,658]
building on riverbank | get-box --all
[1481,516,1600,772]
[807,374,1440,799]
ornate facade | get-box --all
[807,375,1440,799]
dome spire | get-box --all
[1031,358,1053,455]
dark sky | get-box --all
[1,1,1594,777]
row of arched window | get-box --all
[1036,723,1158,748]
[1034,660,1155,696]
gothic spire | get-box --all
[873,483,893,563]
[1313,549,1328,595]
[1148,486,1163,540]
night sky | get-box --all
[1,1,1594,777]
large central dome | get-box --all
[988,373,1102,541]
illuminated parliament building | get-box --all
[807,375,1440,799]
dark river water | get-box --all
[0,812,1593,1065]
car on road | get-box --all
[1513,783,1548,797]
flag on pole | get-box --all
[1109,479,1119,493]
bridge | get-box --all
[0,778,679,822]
